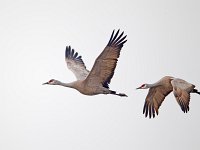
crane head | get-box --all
[136,84,148,89]
[43,79,58,85]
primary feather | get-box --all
[65,46,89,80]
[171,78,195,113]
[85,29,127,88]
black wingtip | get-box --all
[107,29,127,48]
[65,45,83,62]
[108,30,115,45]
[143,102,157,119]
[65,46,71,57]
[143,101,147,114]
[179,99,189,113]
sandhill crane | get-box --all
[43,29,128,97]
[136,76,200,118]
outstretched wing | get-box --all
[84,29,127,88]
[143,86,172,118]
[65,46,89,80]
[171,78,195,113]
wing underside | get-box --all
[65,46,89,80]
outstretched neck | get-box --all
[58,81,75,89]
[146,82,161,88]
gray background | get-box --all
[0,0,200,150]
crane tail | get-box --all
[110,90,128,97]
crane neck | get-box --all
[146,82,161,88]
[58,81,75,88]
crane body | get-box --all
[43,30,127,97]
[137,76,200,118]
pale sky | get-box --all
[0,0,200,150]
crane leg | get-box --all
[110,90,128,97]
[192,89,200,95]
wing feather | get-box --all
[85,29,127,88]
[65,46,89,80]
[143,82,172,118]
[171,79,195,113]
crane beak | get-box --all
[42,82,49,85]
[136,87,141,90]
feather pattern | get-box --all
[65,46,89,80]
[143,81,173,118]
[171,78,195,113]
[85,29,127,88]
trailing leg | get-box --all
[110,90,128,97]
[192,89,200,95]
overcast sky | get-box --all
[0,0,200,150]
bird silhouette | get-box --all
[137,76,200,118]
[43,29,127,97]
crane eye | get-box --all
[141,84,145,87]
[49,79,54,83]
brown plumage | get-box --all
[43,29,128,97]
[85,30,127,89]
[137,76,200,118]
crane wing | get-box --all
[143,85,172,118]
[84,29,127,88]
[171,78,195,113]
[65,46,89,80]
